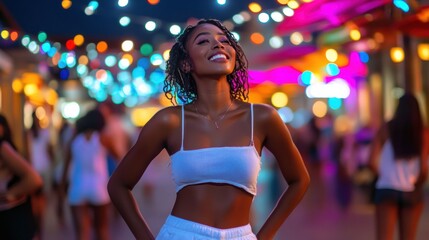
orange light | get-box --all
[78,55,89,65]
[417,43,429,61]
[250,33,264,45]
[97,41,108,53]
[10,31,18,41]
[74,34,85,46]
[147,0,160,5]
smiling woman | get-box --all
[107,18,310,240]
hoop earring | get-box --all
[177,69,185,86]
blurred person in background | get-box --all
[369,93,429,240]
[108,19,309,240]
[97,100,132,177]
[27,110,55,240]
[61,109,120,240]
[53,117,75,226]
[0,113,43,239]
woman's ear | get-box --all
[180,60,192,73]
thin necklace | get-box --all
[194,101,234,129]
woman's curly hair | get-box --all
[163,19,249,105]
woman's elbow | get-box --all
[31,173,43,193]
[301,172,311,191]
[107,175,126,197]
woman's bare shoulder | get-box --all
[151,105,182,123]
[137,105,182,136]
[251,103,279,120]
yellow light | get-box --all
[159,94,173,107]
[22,73,43,85]
[417,43,429,61]
[122,53,134,65]
[248,3,262,13]
[271,92,288,108]
[12,79,23,93]
[287,0,300,9]
[44,88,58,106]
[277,0,289,5]
[290,32,303,45]
[74,34,85,46]
[325,49,338,62]
[312,100,327,118]
[24,83,39,96]
[62,0,72,9]
[24,83,38,96]
[390,47,404,63]
[350,29,361,41]
[1,30,9,39]
[35,106,46,120]
[163,49,170,61]
[131,107,160,127]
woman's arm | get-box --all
[367,124,387,175]
[0,141,43,200]
[60,134,74,194]
[416,128,429,187]
[107,107,177,240]
[255,105,310,240]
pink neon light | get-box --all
[248,66,302,86]
[248,51,367,88]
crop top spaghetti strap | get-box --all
[170,104,262,196]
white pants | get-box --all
[156,215,257,240]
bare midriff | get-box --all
[171,183,254,229]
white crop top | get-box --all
[170,104,261,195]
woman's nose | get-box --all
[212,40,224,49]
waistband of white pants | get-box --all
[165,215,254,238]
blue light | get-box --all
[41,42,51,53]
[132,67,146,79]
[299,70,313,86]
[326,63,340,76]
[359,52,369,63]
[94,90,108,102]
[328,98,342,110]
[149,70,165,84]
[137,58,150,69]
[393,0,410,12]
[59,69,69,80]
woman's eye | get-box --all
[197,39,209,45]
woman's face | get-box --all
[185,23,236,78]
